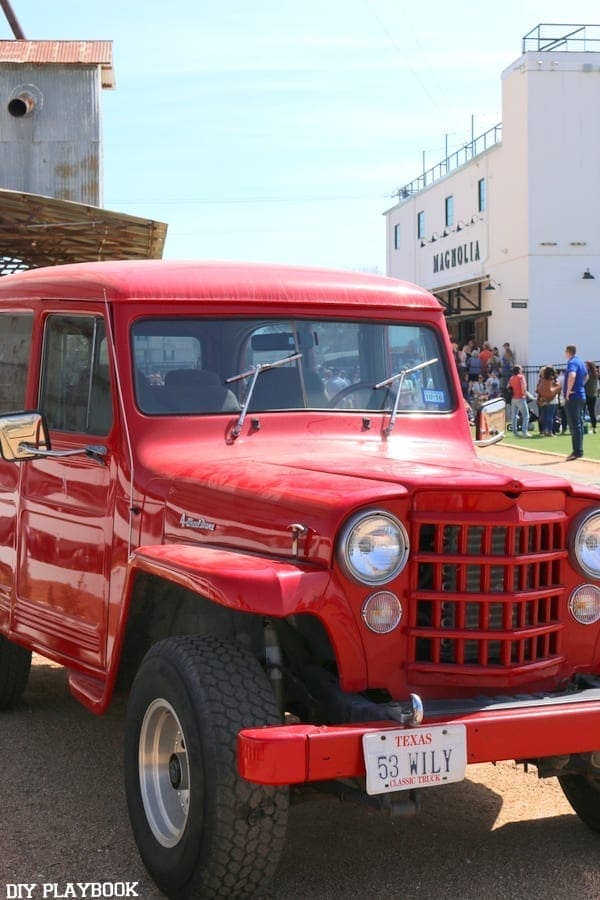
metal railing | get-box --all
[522,24,600,54]
[394,124,502,201]
[520,363,600,396]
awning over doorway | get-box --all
[432,275,489,293]
[433,275,492,320]
[444,310,492,323]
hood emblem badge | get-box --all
[180,513,217,532]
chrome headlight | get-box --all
[570,509,600,579]
[337,509,409,585]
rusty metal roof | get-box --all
[0,189,167,274]
[0,40,114,87]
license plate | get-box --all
[362,723,467,795]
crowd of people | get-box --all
[451,338,517,412]
[450,336,599,460]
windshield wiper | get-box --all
[226,353,303,439]
[375,357,438,437]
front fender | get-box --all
[93,545,364,716]
[128,544,332,616]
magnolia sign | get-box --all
[433,240,480,274]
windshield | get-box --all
[131,318,454,415]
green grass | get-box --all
[502,425,600,460]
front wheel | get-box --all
[559,774,600,832]
[124,634,288,899]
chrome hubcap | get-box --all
[139,698,191,847]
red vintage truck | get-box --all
[0,260,599,898]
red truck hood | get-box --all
[139,436,576,564]
[144,435,571,498]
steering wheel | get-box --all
[329,382,396,410]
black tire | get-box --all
[0,635,31,709]
[559,774,600,832]
[124,634,289,899]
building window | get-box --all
[417,211,425,239]
[394,224,401,250]
[445,195,454,228]
[478,178,486,212]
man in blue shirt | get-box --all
[564,344,588,460]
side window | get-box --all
[0,313,33,413]
[40,315,113,435]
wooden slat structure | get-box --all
[0,189,167,275]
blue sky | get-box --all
[2,2,600,271]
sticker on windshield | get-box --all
[422,389,445,404]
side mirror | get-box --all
[474,397,506,446]
[0,411,51,461]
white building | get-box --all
[385,24,600,366]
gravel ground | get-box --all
[1,657,600,900]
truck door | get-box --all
[12,313,116,670]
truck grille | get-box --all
[409,502,567,672]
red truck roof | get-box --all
[0,260,441,312]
